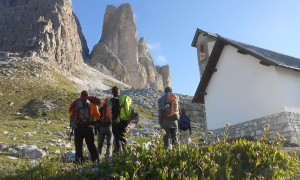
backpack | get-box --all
[70,98,92,128]
[98,97,112,127]
[179,114,190,131]
[159,93,179,119]
[116,95,132,123]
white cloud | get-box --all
[156,55,168,65]
[147,42,161,51]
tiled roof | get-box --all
[220,36,300,71]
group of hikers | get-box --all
[69,86,192,164]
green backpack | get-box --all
[116,95,132,123]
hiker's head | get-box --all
[181,108,186,114]
[80,90,88,97]
[164,87,172,93]
[112,86,120,97]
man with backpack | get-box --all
[179,108,192,145]
[69,90,100,164]
[108,86,130,153]
[97,97,113,158]
[158,87,180,148]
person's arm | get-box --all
[90,103,100,120]
[189,117,192,134]
[107,99,113,120]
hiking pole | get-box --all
[69,128,74,141]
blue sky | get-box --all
[72,0,300,96]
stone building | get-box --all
[192,28,300,143]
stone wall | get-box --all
[210,111,300,144]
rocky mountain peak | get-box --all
[89,3,172,90]
[138,37,154,65]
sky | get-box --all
[72,0,300,96]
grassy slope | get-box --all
[0,59,80,176]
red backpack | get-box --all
[70,98,92,128]
[99,98,112,127]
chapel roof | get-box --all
[192,29,300,103]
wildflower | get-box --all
[130,146,136,152]
[245,172,252,177]
[150,143,157,149]
[150,132,155,137]
[200,161,206,166]
[225,123,230,127]
[206,131,213,135]
[134,160,141,167]
[264,123,270,129]
[160,129,166,136]
[163,166,168,173]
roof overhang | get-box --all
[192,39,226,103]
[191,28,300,104]
[191,28,217,47]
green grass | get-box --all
[133,105,154,120]
[1,133,299,180]
[0,64,77,121]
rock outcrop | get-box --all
[0,0,88,71]
[138,37,163,90]
[89,3,171,90]
[98,3,146,88]
[89,42,130,83]
[156,65,172,88]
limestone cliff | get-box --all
[89,42,130,83]
[90,3,171,90]
[156,65,172,88]
[98,3,146,88]
[138,37,163,90]
[0,0,88,71]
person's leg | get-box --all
[84,127,99,162]
[112,124,120,153]
[106,125,113,157]
[181,130,188,145]
[170,127,178,145]
[97,128,105,155]
[163,127,171,148]
[119,121,128,150]
[74,128,84,164]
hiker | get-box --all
[97,98,113,158]
[179,108,192,145]
[158,87,180,148]
[108,86,129,153]
[69,90,100,164]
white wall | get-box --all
[276,67,300,113]
[205,46,285,129]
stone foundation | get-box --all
[211,112,300,144]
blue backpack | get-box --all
[179,115,190,131]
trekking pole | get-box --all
[69,128,74,141]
